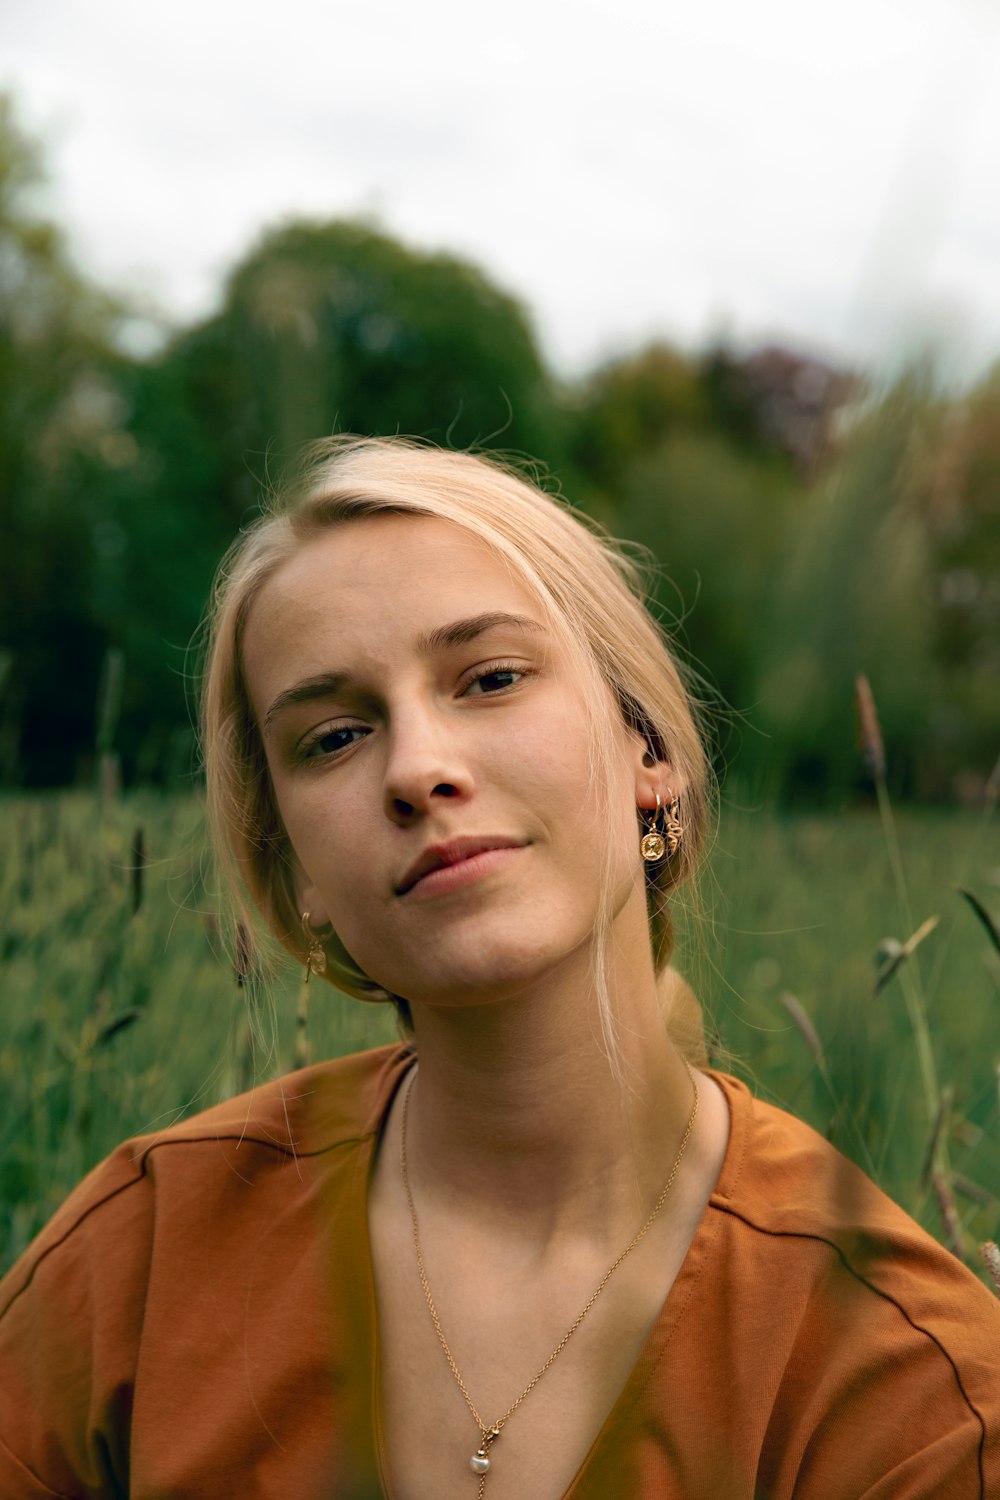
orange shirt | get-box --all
[1,1044,997,1498]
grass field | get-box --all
[1,789,997,1284]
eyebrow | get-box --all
[263,672,355,735]
[262,612,543,735]
[416,611,543,654]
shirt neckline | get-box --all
[353,1054,746,1500]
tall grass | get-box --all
[702,792,999,1274]
[0,790,397,1269]
[1,787,997,1283]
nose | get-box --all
[382,704,474,824]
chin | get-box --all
[373,926,594,1012]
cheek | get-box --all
[273,778,374,906]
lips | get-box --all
[396,836,524,895]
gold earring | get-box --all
[640,793,667,862]
[663,794,684,858]
[302,911,327,979]
[641,793,684,863]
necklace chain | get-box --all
[399,1063,699,1496]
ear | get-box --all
[295,870,331,933]
[632,738,687,812]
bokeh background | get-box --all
[2,0,1000,797]
[1,2,997,1278]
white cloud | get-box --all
[2,0,998,378]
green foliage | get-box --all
[98,221,568,784]
[0,791,401,1268]
[569,343,710,494]
[613,431,799,717]
[701,799,1000,1270]
[215,218,563,461]
[0,94,568,784]
[1,91,998,801]
[916,369,1000,785]
[748,384,938,800]
[0,97,136,785]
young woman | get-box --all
[1,438,997,1499]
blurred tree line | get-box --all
[1,96,997,801]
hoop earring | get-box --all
[302,911,327,979]
[640,793,666,862]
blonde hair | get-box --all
[201,436,712,1063]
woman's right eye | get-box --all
[300,725,369,760]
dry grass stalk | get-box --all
[873,914,939,996]
[920,1086,952,1193]
[779,992,824,1066]
[99,750,121,803]
[981,1241,1000,1296]
[854,673,886,784]
[931,1167,964,1258]
[952,1173,994,1208]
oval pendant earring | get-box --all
[640,792,667,862]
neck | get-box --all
[400,941,698,1246]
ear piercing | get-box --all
[641,793,683,862]
[302,911,327,978]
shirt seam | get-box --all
[709,1201,989,1496]
[0,1426,76,1499]
[0,1131,371,1325]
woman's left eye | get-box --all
[463,665,524,696]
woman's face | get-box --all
[242,513,655,1008]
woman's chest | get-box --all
[370,1228,683,1500]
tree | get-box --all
[569,342,708,494]
[747,380,937,800]
[170,219,565,496]
[4,203,569,783]
[0,95,136,784]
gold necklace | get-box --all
[399,1065,699,1497]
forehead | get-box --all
[252,512,541,631]
[242,513,545,705]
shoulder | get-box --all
[0,1043,413,1496]
[0,1041,413,1316]
[702,1072,1000,1492]
[710,1070,994,1289]
[135,1038,416,1160]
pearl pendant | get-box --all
[470,1449,491,1474]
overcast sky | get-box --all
[4,0,999,380]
